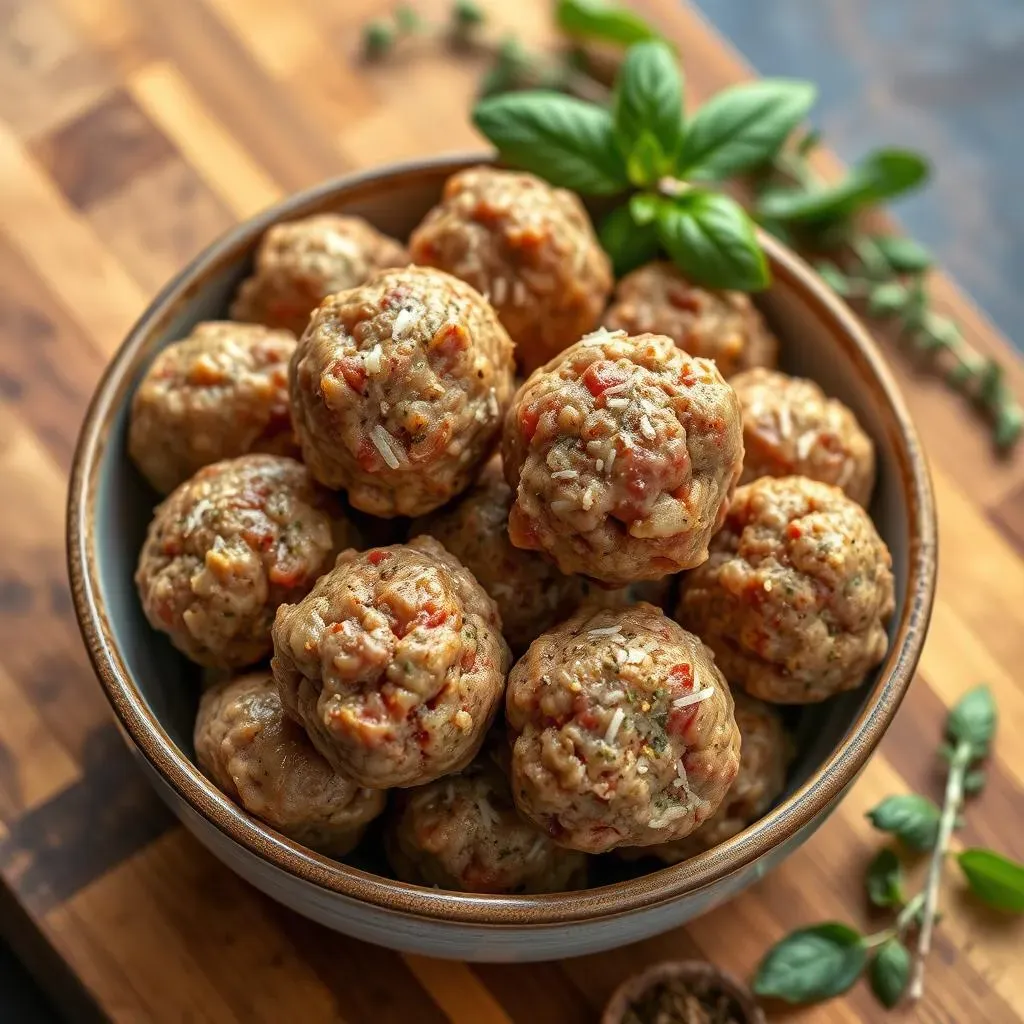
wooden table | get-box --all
[1,0,1022,1020]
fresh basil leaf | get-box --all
[600,204,660,276]
[958,849,1024,913]
[873,235,933,273]
[630,191,661,226]
[963,768,988,796]
[868,282,908,317]
[472,92,628,194]
[613,40,684,166]
[865,848,905,908]
[814,262,851,296]
[676,79,817,181]
[757,149,930,224]
[869,938,911,1009]
[947,684,997,760]
[753,923,867,1003]
[657,190,769,291]
[867,794,941,851]
[555,0,660,47]
[626,131,669,188]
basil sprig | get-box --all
[554,0,661,47]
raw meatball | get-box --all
[677,476,894,703]
[231,214,408,336]
[731,369,876,506]
[195,671,385,857]
[272,537,511,789]
[502,329,744,586]
[636,693,790,864]
[386,752,587,893]
[604,262,778,379]
[136,455,345,669]
[129,322,297,494]
[409,166,612,374]
[289,266,515,517]
[505,603,741,853]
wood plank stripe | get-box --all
[473,961,592,1024]
[404,955,513,1024]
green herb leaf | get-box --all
[757,149,929,224]
[657,190,769,291]
[472,92,628,194]
[753,923,867,1003]
[555,0,661,47]
[815,262,851,296]
[873,235,933,273]
[362,21,395,58]
[868,282,909,317]
[866,794,941,852]
[629,191,661,226]
[394,4,422,32]
[865,848,905,908]
[995,405,1024,451]
[676,79,817,181]
[599,204,661,276]
[946,684,997,760]
[869,938,911,1009]
[958,849,1024,913]
[451,0,486,28]
[612,40,684,168]
[626,132,669,188]
[963,768,988,796]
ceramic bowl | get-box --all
[67,154,936,962]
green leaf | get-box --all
[873,235,933,273]
[868,282,909,317]
[814,262,851,296]
[657,190,769,291]
[753,923,867,1004]
[599,204,660,276]
[946,684,997,760]
[472,92,628,195]
[757,148,930,224]
[866,794,941,852]
[612,40,684,166]
[555,0,661,47]
[865,848,905,908]
[626,132,669,188]
[394,4,422,32]
[963,768,988,796]
[869,938,911,1009]
[958,849,1024,912]
[629,191,661,225]
[676,79,817,181]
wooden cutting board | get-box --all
[1,0,1022,1020]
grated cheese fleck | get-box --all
[363,344,383,374]
[551,498,576,514]
[603,707,625,744]
[777,403,794,439]
[551,469,578,480]
[392,306,419,340]
[796,430,817,461]
[626,648,646,664]
[370,425,401,469]
[605,448,616,475]
[588,625,622,637]
[672,686,716,709]
[606,397,629,410]
[639,415,656,440]
[581,485,595,511]
[491,277,508,305]
[595,459,604,472]
[512,279,528,307]
[602,380,631,397]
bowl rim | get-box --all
[67,151,937,927]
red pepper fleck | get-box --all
[367,550,389,565]
[668,706,697,736]
[577,709,600,731]
[269,564,306,588]
[460,648,477,672]
[668,663,694,691]
[356,437,379,471]
[786,522,803,540]
[519,404,540,442]
[334,356,367,394]
[581,360,629,400]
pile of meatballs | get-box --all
[131,166,895,894]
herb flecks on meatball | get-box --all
[604,262,778,378]
[505,603,741,854]
[195,671,385,857]
[231,214,408,337]
[135,454,343,669]
[129,321,298,494]
[271,536,511,789]
[409,166,612,374]
[502,329,744,586]
[678,475,895,704]
[289,266,515,517]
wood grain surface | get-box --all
[1,0,1022,1020]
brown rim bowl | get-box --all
[66,153,936,957]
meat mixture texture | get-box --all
[386,750,587,893]
[129,321,298,494]
[271,536,511,789]
[505,603,741,853]
[636,692,790,864]
[289,265,515,517]
[195,671,385,857]
[409,166,612,374]
[136,454,345,669]
[678,476,895,703]
[230,214,408,337]
[603,262,778,379]
[731,368,876,506]
[502,329,744,586]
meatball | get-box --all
[289,266,515,517]
[409,166,612,374]
[271,536,511,789]
[502,329,744,586]
[386,752,587,893]
[195,671,385,857]
[604,262,778,379]
[677,476,895,703]
[136,455,345,669]
[635,693,790,864]
[731,369,876,506]
[505,603,741,853]
[129,322,298,494]
[230,214,408,336]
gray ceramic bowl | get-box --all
[67,154,936,961]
